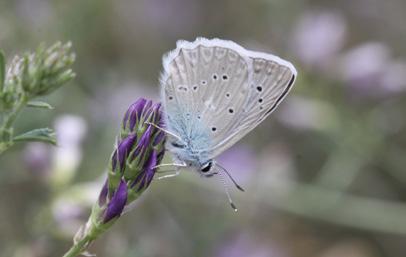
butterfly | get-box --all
[157,38,297,209]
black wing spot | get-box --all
[193,86,198,91]
[212,74,218,80]
[178,86,188,92]
[258,98,263,103]
[226,93,230,98]
[228,108,234,114]
[211,127,217,132]
[201,80,207,85]
[222,74,228,80]
[256,86,262,92]
[168,96,173,100]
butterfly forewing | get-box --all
[161,38,297,161]
[161,40,251,153]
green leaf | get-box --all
[13,128,57,145]
[0,50,5,91]
[27,101,54,109]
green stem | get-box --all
[62,234,94,257]
[0,94,27,154]
[62,204,116,257]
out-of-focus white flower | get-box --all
[292,10,347,70]
[339,42,406,96]
[51,115,87,187]
[55,115,87,147]
[52,179,104,236]
[276,96,337,132]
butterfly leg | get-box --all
[154,162,186,180]
[154,162,186,169]
[154,168,181,180]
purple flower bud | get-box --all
[123,98,147,131]
[131,125,152,160]
[103,179,128,223]
[150,102,162,124]
[112,134,137,172]
[141,100,154,121]
[144,150,158,189]
[153,130,165,147]
[101,98,166,226]
[131,150,157,191]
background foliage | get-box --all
[1,0,406,257]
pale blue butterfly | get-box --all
[154,38,297,209]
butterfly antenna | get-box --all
[144,122,185,143]
[218,171,238,212]
[216,163,245,192]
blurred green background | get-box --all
[1,0,406,256]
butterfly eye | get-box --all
[200,161,213,173]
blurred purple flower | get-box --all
[292,10,347,70]
[23,142,51,176]
[339,42,406,97]
[218,146,257,183]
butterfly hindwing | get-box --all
[207,55,296,158]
